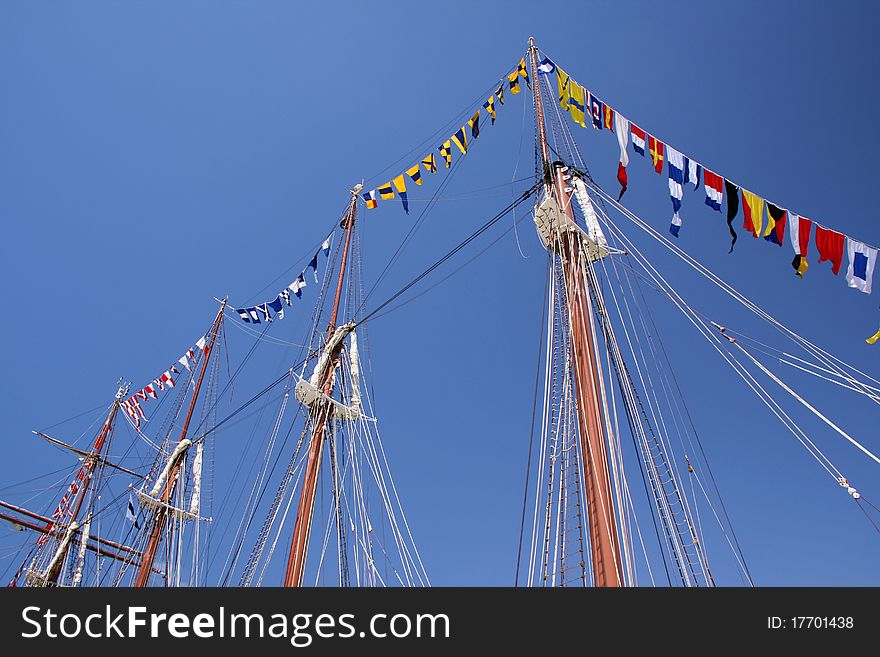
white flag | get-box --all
[845,238,878,294]
[614,113,629,168]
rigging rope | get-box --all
[515,254,551,586]
[593,199,865,497]
[357,185,539,326]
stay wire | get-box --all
[357,185,539,326]
[360,190,537,324]
[190,368,299,446]
[515,252,551,586]
[358,153,468,315]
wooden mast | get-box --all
[283,186,359,587]
[133,300,226,587]
[6,386,125,586]
[527,37,624,586]
[42,391,122,585]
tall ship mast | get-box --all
[2,302,230,587]
[527,37,623,586]
[133,301,226,587]
[2,384,140,587]
[283,186,359,587]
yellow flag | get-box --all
[508,70,521,95]
[406,164,422,185]
[392,174,406,194]
[557,66,570,111]
[468,110,480,140]
[450,126,468,155]
[517,57,529,89]
[439,141,452,168]
[378,182,394,200]
[482,95,496,124]
[568,82,587,128]
[867,329,880,345]
[392,174,409,213]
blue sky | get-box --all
[1,1,879,585]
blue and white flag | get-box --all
[268,296,284,320]
[234,233,334,324]
[537,57,555,74]
[667,146,685,237]
[126,494,140,529]
[589,93,604,130]
[684,157,701,190]
[845,238,878,294]
[289,274,306,298]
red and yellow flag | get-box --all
[603,105,614,130]
[648,135,664,174]
[741,189,765,238]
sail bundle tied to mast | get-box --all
[136,439,207,522]
[533,170,610,262]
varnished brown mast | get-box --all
[528,37,624,586]
[133,300,226,587]
[42,394,121,585]
[283,186,359,587]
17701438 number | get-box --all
[768,617,854,629]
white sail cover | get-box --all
[71,513,91,587]
[188,442,203,516]
[346,329,363,418]
[572,177,609,256]
[149,439,192,498]
[308,323,355,388]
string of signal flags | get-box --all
[227,60,531,328]
[360,59,531,214]
[542,53,880,343]
[120,334,209,429]
[357,51,878,309]
[229,52,878,342]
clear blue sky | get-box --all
[1,1,879,585]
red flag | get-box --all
[815,225,845,275]
[648,135,664,174]
[616,162,628,201]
